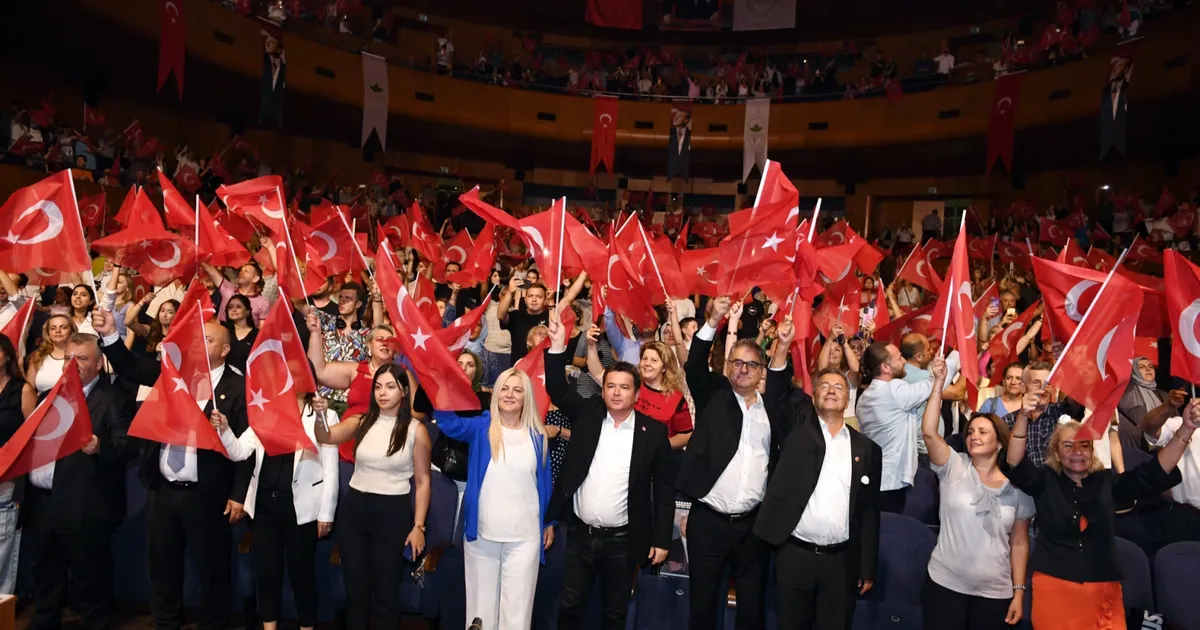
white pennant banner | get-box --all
[361,52,389,150]
[733,0,797,31]
[743,98,770,182]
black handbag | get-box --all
[432,434,469,482]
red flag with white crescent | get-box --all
[1165,250,1200,383]
[246,297,318,456]
[988,301,1041,384]
[0,363,93,482]
[1,298,36,360]
[986,71,1023,174]
[0,170,91,273]
[157,0,186,100]
[590,97,618,175]
[929,224,979,384]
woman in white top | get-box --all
[920,357,1032,630]
[313,364,431,630]
[433,368,554,629]
[26,315,76,392]
[210,393,340,630]
[68,284,97,335]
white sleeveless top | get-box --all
[34,356,65,393]
[349,415,417,496]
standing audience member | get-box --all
[756,319,882,630]
[1140,396,1200,543]
[210,393,339,630]
[1005,399,1197,628]
[433,368,555,629]
[920,359,1031,630]
[585,335,692,451]
[27,315,75,393]
[313,364,431,630]
[674,296,773,630]
[222,294,258,374]
[544,309,674,630]
[0,335,36,594]
[1008,362,1068,466]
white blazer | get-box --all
[219,407,340,524]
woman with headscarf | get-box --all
[1118,357,1186,455]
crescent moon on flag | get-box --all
[1179,299,1200,358]
[33,396,77,442]
[1001,322,1026,348]
[522,226,549,256]
[598,113,612,126]
[7,201,64,245]
[830,232,845,245]
[164,0,180,21]
[446,245,468,264]
[261,203,286,220]
[160,342,183,371]
[246,340,294,396]
[312,230,338,262]
[1064,280,1098,321]
[416,296,434,310]
[606,254,620,290]
[394,285,411,328]
[958,282,976,339]
[1049,223,1062,239]
[1072,256,1088,265]
[915,260,929,279]
[996,96,1013,113]
[1097,325,1119,379]
[148,241,182,269]
[786,206,799,223]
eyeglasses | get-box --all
[730,359,762,372]
[815,382,847,393]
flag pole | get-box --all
[937,214,968,358]
[636,221,669,301]
[275,186,313,308]
[616,208,637,236]
[197,309,214,398]
[727,159,780,296]
[338,209,376,286]
[1046,248,1131,383]
[194,195,202,278]
[807,198,823,242]
[555,197,566,306]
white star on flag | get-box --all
[411,328,431,350]
[172,377,189,393]
[248,388,268,411]
[762,232,784,252]
[257,194,270,205]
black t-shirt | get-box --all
[500,308,550,363]
[738,300,766,339]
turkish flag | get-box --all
[1048,271,1141,440]
[585,0,642,29]
[0,170,91,272]
[246,297,318,456]
[374,247,479,411]
[1166,208,1196,238]
[83,104,107,129]
[813,220,860,249]
[998,240,1033,271]
[1062,210,1087,232]
[873,305,936,346]
[968,234,997,261]
[853,242,885,276]
[215,205,256,243]
[436,229,474,282]
[131,358,226,452]
[604,225,658,331]
[1165,250,1200,383]
[174,276,217,327]
[871,283,890,330]
[406,202,444,266]
[973,281,999,330]
[988,300,1042,384]
[717,213,795,299]
[1,298,36,360]
[307,215,357,276]
[412,274,441,327]
[275,239,328,299]
[447,224,497,288]
[112,186,164,230]
[0,363,93,482]
[157,169,196,229]
[1059,238,1090,268]
[897,242,942,292]
[566,216,610,283]
[1033,257,1108,343]
[812,278,861,339]
[1087,246,1117,272]
[217,176,287,235]
[383,214,412,249]
[1090,223,1112,242]
[930,227,979,383]
[986,71,1023,173]
[515,338,552,418]
[196,202,250,269]
[78,191,107,231]
[923,239,950,260]
[1127,234,1163,264]
[1135,337,1160,365]
[93,223,196,286]
[680,248,721,297]
[156,0,186,100]
[436,295,494,353]
[627,223,688,302]
[1039,217,1069,247]
[590,97,619,175]
[458,187,521,232]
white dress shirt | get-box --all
[574,412,635,527]
[1148,416,1200,509]
[792,418,853,545]
[30,376,99,490]
[700,389,771,515]
[857,374,936,491]
[159,363,225,483]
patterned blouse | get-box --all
[545,408,571,483]
[317,310,371,403]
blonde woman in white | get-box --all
[432,367,555,629]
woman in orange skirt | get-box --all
[1004,397,1200,629]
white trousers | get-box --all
[463,536,540,630]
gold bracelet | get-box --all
[1011,434,1027,439]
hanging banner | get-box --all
[985,71,1024,175]
[585,0,643,29]
[157,0,186,100]
[361,52,389,150]
[742,98,770,182]
[667,102,692,180]
[733,0,797,31]
[590,97,619,175]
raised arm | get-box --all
[555,271,587,312]
[583,328,606,385]
[495,275,521,327]
[1135,388,1188,440]
[304,309,356,390]
[921,355,951,467]
[1153,399,1200,475]
[211,413,260,462]
[545,308,594,423]
[664,300,688,366]
[684,296,731,414]
[1006,394,1035,468]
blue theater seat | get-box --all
[866,513,936,604]
[851,600,923,630]
[1115,536,1154,611]
[903,468,939,527]
[1153,541,1200,629]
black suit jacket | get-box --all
[543,348,675,566]
[100,339,252,509]
[753,366,883,583]
[676,331,783,501]
[34,378,136,527]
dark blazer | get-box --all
[543,348,675,566]
[676,331,782,501]
[100,339,252,509]
[753,366,883,584]
[33,378,136,527]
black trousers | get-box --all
[338,488,412,630]
[1163,502,1200,544]
[147,484,232,630]
[686,502,767,630]
[920,573,1012,630]
[558,519,636,630]
[25,487,114,630]
[879,488,909,515]
[774,540,857,630]
[252,490,318,627]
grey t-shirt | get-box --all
[927,452,1035,599]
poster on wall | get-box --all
[661,501,691,578]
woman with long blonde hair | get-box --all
[585,331,693,450]
[26,314,77,392]
[432,367,554,630]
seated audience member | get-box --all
[1005,398,1198,628]
[1120,356,1186,454]
[1141,398,1200,543]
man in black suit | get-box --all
[93,310,252,630]
[26,332,135,630]
[754,319,883,630]
[543,309,675,630]
[676,295,774,630]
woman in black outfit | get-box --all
[0,335,36,593]
[223,294,258,374]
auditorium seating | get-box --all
[903,467,939,527]
[1115,536,1155,611]
[867,513,937,604]
[1153,541,1200,629]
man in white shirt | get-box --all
[857,340,950,514]
[934,49,956,77]
[436,33,454,74]
[1141,399,1200,543]
[544,310,674,630]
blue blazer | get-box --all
[433,410,555,562]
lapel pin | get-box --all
[854,456,861,462]
[220,394,226,400]
[861,475,870,485]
